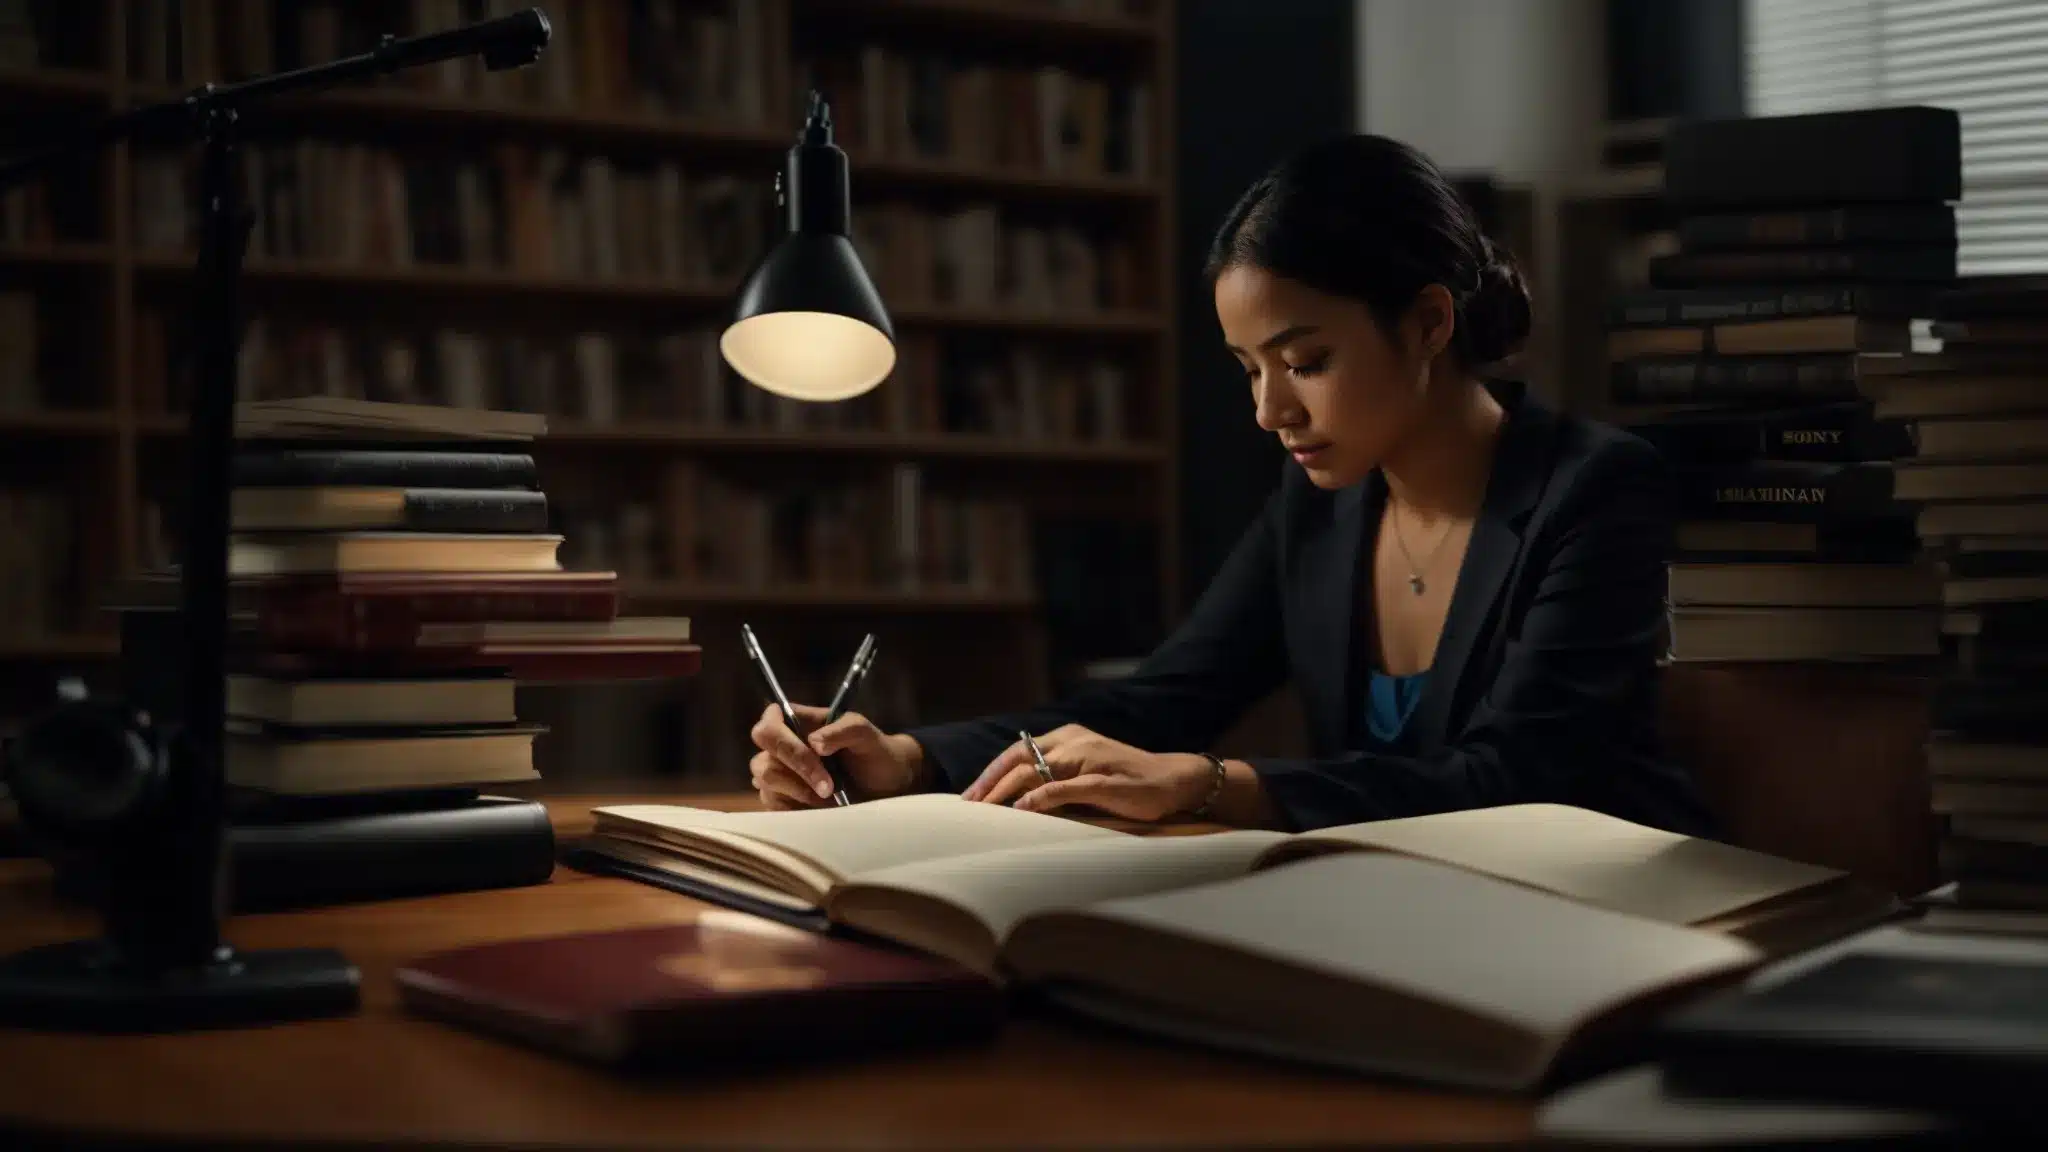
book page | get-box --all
[592,794,1127,886]
[831,829,1292,946]
[1262,804,1846,926]
[1010,854,1759,1087]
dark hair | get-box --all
[1204,134,1531,368]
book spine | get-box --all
[257,588,619,650]
[1607,284,1929,328]
[1648,246,1958,288]
[1634,408,1915,464]
[1677,460,1898,523]
[1676,205,1956,251]
[232,450,539,489]
[396,488,551,533]
[1611,354,1864,405]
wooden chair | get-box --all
[1659,662,1940,898]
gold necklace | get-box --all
[1389,505,1454,595]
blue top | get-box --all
[1366,669,1430,749]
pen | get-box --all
[825,633,878,726]
[741,623,850,807]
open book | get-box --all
[573,796,1899,1091]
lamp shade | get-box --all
[721,92,896,402]
[722,232,896,402]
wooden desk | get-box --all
[0,794,1536,1149]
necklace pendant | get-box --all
[1408,574,1426,595]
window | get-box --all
[1744,0,2048,275]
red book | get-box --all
[395,917,1003,1067]
[236,643,702,683]
[113,569,623,651]
[254,573,622,651]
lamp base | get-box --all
[0,938,360,1033]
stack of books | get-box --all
[1890,277,2048,936]
[80,396,700,912]
[1610,106,1962,664]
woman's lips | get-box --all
[1288,442,1331,464]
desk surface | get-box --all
[0,794,1535,1149]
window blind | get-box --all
[1744,0,2048,275]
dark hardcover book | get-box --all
[1676,460,1897,523]
[51,794,557,912]
[232,449,539,490]
[1673,516,1922,564]
[232,486,550,533]
[1936,275,2048,320]
[1933,677,2048,741]
[1677,205,1957,251]
[1608,284,1933,329]
[1663,106,1963,208]
[394,921,1003,1069]
[1630,403,1915,465]
[1648,246,1958,289]
[1657,951,2048,1128]
[1611,353,1886,406]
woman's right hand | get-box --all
[748,704,925,809]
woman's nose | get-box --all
[1252,373,1297,432]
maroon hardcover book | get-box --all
[395,914,1004,1067]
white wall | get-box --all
[1356,0,1606,185]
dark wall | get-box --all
[1174,0,1356,601]
[1606,0,1745,123]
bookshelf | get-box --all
[0,0,1177,787]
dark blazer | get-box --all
[908,384,1719,837]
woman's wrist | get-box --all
[1204,756,1283,829]
[885,732,933,794]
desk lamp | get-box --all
[723,91,896,400]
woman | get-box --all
[749,133,1717,837]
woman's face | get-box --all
[1213,264,1449,490]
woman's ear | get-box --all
[1404,284,1457,363]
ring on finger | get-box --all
[1021,731,1055,783]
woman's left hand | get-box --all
[962,725,1214,820]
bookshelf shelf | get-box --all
[0,67,111,100]
[0,635,121,660]
[130,256,1165,334]
[801,0,1162,45]
[847,153,1162,202]
[7,0,1177,786]
[129,416,1163,464]
[622,581,1038,611]
[0,244,114,268]
[0,410,120,436]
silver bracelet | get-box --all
[1191,753,1227,820]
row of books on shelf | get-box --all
[129,141,1146,310]
[127,0,773,126]
[131,144,769,284]
[137,313,1135,444]
[0,486,70,640]
[795,41,1153,180]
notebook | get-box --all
[395,913,1002,1068]
[569,796,1900,1092]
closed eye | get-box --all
[1288,353,1331,378]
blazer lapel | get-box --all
[1298,476,1374,751]
[1408,392,1554,747]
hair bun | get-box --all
[1460,240,1532,366]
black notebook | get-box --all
[1657,951,2048,1126]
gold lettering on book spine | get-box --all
[1714,486,1827,504]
